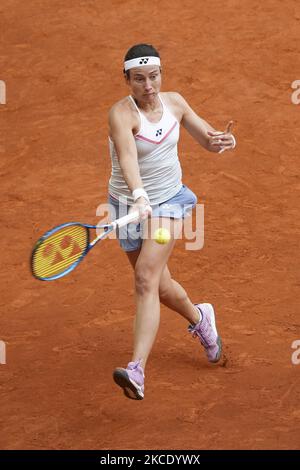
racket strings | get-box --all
[32,225,88,279]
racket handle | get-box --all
[113,210,140,229]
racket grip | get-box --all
[113,210,140,229]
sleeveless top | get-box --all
[108,93,182,205]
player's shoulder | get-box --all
[108,97,133,126]
[161,91,187,108]
[161,92,188,121]
[109,97,131,118]
[161,91,184,101]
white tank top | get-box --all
[108,93,182,205]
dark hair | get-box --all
[123,43,160,78]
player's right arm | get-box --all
[109,104,143,193]
[109,104,152,218]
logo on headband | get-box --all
[139,58,149,65]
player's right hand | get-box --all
[130,197,152,222]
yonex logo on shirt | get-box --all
[139,58,149,65]
[156,129,162,137]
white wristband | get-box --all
[132,188,150,203]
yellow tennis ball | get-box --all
[154,227,171,245]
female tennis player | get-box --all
[108,44,236,400]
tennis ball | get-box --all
[154,227,171,245]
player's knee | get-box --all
[134,265,159,296]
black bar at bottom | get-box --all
[0,450,299,465]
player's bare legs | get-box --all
[131,218,183,369]
[113,218,181,399]
[113,217,221,400]
[126,249,200,327]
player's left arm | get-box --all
[172,92,236,153]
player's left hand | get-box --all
[207,120,236,153]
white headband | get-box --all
[124,56,161,71]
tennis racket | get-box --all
[31,210,139,281]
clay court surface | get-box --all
[1,0,300,450]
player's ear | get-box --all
[123,70,130,85]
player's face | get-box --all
[125,65,161,103]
